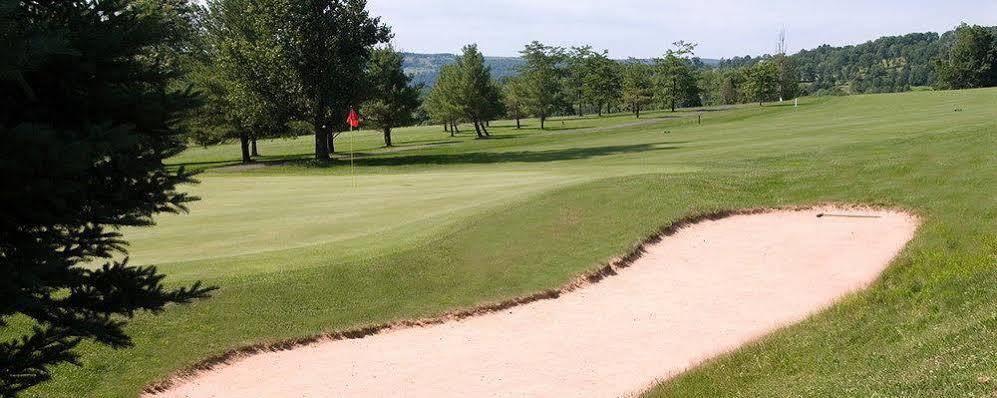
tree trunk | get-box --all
[671,77,678,112]
[516,116,521,129]
[540,113,546,130]
[383,127,393,147]
[636,107,641,119]
[443,123,449,133]
[314,113,330,161]
[472,119,484,138]
[452,121,459,133]
[251,136,260,157]
[480,120,490,137]
[239,132,252,164]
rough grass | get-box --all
[12,89,997,397]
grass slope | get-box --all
[14,89,997,397]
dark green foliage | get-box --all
[773,54,800,100]
[196,0,299,163]
[519,42,566,129]
[713,27,995,95]
[455,45,502,138]
[501,76,529,128]
[619,60,653,118]
[582,50,621,116]
[654,41,701,111]
[793,32,943,93]
[745,61,780,104]
[563,46,594,116]
[364,46,422,147]
[281,0,391,160]
[423,64,465,131]
[0,0,214,395]
[934,24,997,89]
[422,44,503,138]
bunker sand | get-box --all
[148,207,918,398]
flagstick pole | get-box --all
[350,125,356,189]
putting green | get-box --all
[123,172,581,269]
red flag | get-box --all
[346,108,360,128]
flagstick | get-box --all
[350,126,356,189]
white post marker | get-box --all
[794,98,799,108]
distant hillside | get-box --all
[403,52,720,88]
[403,53,524,87]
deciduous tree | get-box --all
[282,0,391,161]
[654,41,701,112]
[746,60,781,105]
[199,0,298,163]
[363,46,422,147]
[934,24,997,89]
[583,51,622,116]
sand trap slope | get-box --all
[149,207,918,398]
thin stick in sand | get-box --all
[817,213,883,219]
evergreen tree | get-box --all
[455,44,500,138]
[0,1,215,394]
[519,41,565,130]
[501,76,529,129]
[364,46,422,147]
[423,64,464,135]
[619,60,654,118]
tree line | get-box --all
[716,24,997,95]
[424,24,996,127]
[421,40,801,129]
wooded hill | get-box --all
[403,52,721,88]
[407,25,997,95]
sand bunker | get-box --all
[148,207,918,398]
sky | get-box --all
[367,0,997,59]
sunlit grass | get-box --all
[17,88,997,397]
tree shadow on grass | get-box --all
[172,141,683,171]
[323,142,681,167]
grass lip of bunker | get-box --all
[144,205,919,398]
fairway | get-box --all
[18,88,997,397]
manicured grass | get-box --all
[15,89,997,397]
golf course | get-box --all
[12,87,994,397]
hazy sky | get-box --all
[367,0,997,59]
